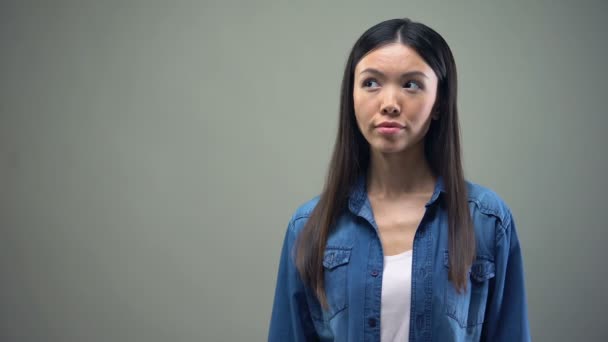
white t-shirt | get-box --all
[381,249,413,342]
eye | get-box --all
[404,80,422,90]
[362,78,380,88]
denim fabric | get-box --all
[269,175,531,342]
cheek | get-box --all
[353,91,363,112]
[353,95,370,125]
[353,109,367,132]
[353,93,375,117]
[406,98,436,123]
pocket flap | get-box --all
[443,250,496,282]
[323,248,351,270]
[470,260,495,282]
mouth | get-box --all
[376,121,405,128]
[376,126,404,135]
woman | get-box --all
[269,18,530,342]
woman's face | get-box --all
[353,43,439,155]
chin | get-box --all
[371,143,409,154]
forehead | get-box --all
[354,43,435,77]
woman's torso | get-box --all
[290,176,509,341]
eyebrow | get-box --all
[358,68,429,79]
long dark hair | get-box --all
[295,18,475,309]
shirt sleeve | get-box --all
[268,219,319,342]
[482,213,532,341]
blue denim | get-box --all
[269,175,531,342]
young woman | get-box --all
[268,18,530,342]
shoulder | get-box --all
[286,195,321,236]
[465,180,514,230]
[292,195,321,220]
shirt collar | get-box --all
[347,172,446,217]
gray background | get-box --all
[1,0,606,341]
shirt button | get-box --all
[371,270,379,277]
[368,318,377,328]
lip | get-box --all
[377,126,403,135]
[376,122,405,128]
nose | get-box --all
[381,88,401,116]
[381,103,400,115]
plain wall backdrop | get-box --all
[1,0,607,341]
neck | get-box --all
[366,144,436,200]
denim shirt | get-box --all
[269,175,531,342]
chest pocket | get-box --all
[317,246,351,322]
[444,250,496,328]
